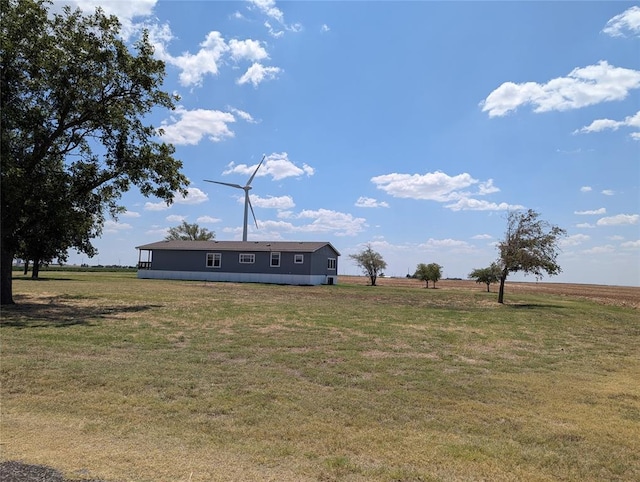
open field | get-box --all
[343,275,640,309]
[1,272,639,481]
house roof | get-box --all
[136,240,340,255]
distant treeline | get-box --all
[13,265,137,273]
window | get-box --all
[206,253,221,268]
[270,252,281,267]
[328,258,336,270]
[294,254,304,264]
[239,253,255,264]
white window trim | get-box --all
[270,252,281,267]
[294,254,304,264]
[206,252,222,268]
[328,257,336,270]
[239,253,255,264]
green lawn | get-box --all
[1,272,639,481]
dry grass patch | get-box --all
[2,272,639,481]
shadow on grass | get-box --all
[0,296,161,329]
[506,303,565,309]
[13,276,77,282]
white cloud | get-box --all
[249,194,295,209]
[601,190,615,196]
[252,209,367,237]
[481,61,640,117]
[228,38,269,62]
[250,0,284,23]
[295,209,367,236]
[264,21,284,39]
[149,25,280,89]
[54,0,157,40]
[371,171,477,201]
[161,107,236,145]
[576,222,596,229]
[596,214,639,226]
[249,0,302,36]
[603,6,640,37]
[321,24,331,33]
[574,208,606,215]
[575,111,640,139]
[224,152,314,181]
[169,31,229,87]
[237,62,282,87]
[560,234,590,247]
[166,214,186,223]
[122,210,141,218]
[355,197,390,208]
[144,201,170,211]
[197,216,221,224]
[580,186,592,192]
[371,171,518,211]
[175,188,209,205]
[420,238,475,252]
[472,234,493,240]
[582,245,616,255]
[478,179,500,195]
[621,240,640,249]
[103,220,133,234]
[228,107,258,123]
[445,198,524,212]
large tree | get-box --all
[1,0,189,304]
[469,262,502,293]
[497,209,566,304]
[349,244,387,286]
[165,221,215,241]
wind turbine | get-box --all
[204,155,265,242]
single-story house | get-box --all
[136,240,340,285]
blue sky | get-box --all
[58,1,639,286]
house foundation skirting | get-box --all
[137,269,337,286]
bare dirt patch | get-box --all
[341,275,640,309]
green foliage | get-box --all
[0,0,189,303]
[469,262,502,292]
[165,221,215,241]
[497,209,566,303]
[349,244,387,286]
[414,262,443,288]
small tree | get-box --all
[497,209,566,303]
[469,262,502,292]
[414,262,442,288]
[414,263,431,288]
[165,221,215,241]
[425,263,443,288]
[349,244,387,286]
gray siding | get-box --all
[147,247,337,277]
[137,241,339,285]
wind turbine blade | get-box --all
[248,196,259,229]
[247,154,265,187]
[203,180,244,189]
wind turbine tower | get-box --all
[204,155,265,242]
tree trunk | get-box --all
[498,273,507,304]
[486,282,490,293]
[23,260,29,275]
[1,245,15,305]
[370,274,377,286]
[32,259,40,279]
